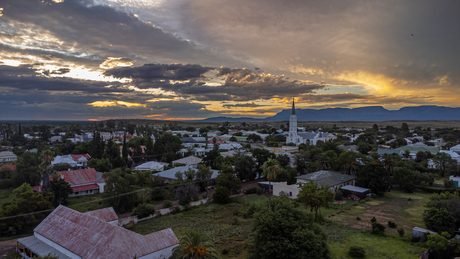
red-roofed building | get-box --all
[208,138,225,144]
[32,168,106,197]
[84,207,119,225]
[1,163,16,171]
[16,205,179,259]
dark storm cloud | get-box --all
[0,0,228,69]
[105,63,214,80]
[296,93,436,106]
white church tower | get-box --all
[286,98,299,145]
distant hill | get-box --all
[202,106,460,122]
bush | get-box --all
[242,205,258,219]
[371,222,386,236]
[0,179,13,189]
[172,206,182,214]
[356,216,361,221]
[397,228,405,237]
[179,197,191,206]
[348,246,366,258]
[244,187,259,194]
[334,190,344,201]
[162,200,172,208]
[133,203,155,219]
[388,221,397,228]
[371,217,377,224]
[232,217,240,226]
[213,186,231,204]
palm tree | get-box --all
[384,157,395,173]
[40,150,55,188]
[262,158,280,208]
[172,229,218,259]
[341,162,359,177]
[318,153,331,170]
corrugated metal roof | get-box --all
[172,156,202,165]
[17,236,71,259]
[56,168,101,186]
[70,154,90,161]
[340,185,370,193]
[296,170,356,187]
[85,207,118,222]
[34,206,179,258]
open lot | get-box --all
[130,191,429,259]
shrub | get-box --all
[232,217,240,226]
[179,197,191,206]
[242,205,258,219]
[371,217,377,224]
[407,197,412,201]
[388,221,397,228]
[162,200,172,208]
[356,216,361,221]
[244,187,259,194]
[371,222,386,236]
[348,246,366,258]
[334,190,344,201]
[397,228,405,237]
[213,186,231,204]
[133,203,155,219]
[192,195,199,201]
[172,206,182,214]
[222,249,229,255]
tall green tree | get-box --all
[297,181,334,219]
[356,163,390,196]
[252,197,330,259]
[261,158,280,208]
[49,176,73,206]
[234,154,256,181]
[103,169,138,213]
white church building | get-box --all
[285,99,336,146]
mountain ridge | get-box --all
[200,105,460,122]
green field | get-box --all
[129,192,429,259]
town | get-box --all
[1,102,460,258]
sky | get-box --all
[0,0,459,121]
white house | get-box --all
[154,165,219,183]
[52,154,90,168]
[135,161,165,171]
[449,175,460,188]
[0,151,17,163]
[17,205,179,259]
[172,156,203,168]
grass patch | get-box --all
[67,193,108,212]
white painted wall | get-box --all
[34,233,81,259]
[272,182,301,199]
[139,244,179,259]
[97,182,106,193]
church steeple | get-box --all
[291,98,296,115]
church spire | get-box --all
[291,98,296,115]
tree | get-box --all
[433,152,451,176]
[233,155,256,181]
[276,154,290,167]
[297,181,334,219]
[356,163,390,196]
[0,183,53,235]
[261,158,280,208]
[252,148,276,177]
[392,167,414,193]
[215,167,242,194]
[87,158,112,172]
[171,229,218,259]
[103,169,138,213]
[427,232,459,259]
[423,207,455,234]
[247,134,262,142]
[122,132,128,160]
[251,197,330,259]
[13,151,42,187]
[39,150,54,188]
[199,127,210,148]
[213,186,231,204]
[49,176,73,206]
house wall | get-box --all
[139,244,179,259]
[272,182,301,199]
[97,182,106,193]
[34,233,81,259]
[296,179,355,192]
[70,188,99,197]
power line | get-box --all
[0,178,214,221]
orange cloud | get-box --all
[88,101,145,108]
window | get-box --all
[289,192,292,197]
[75,192,79,195]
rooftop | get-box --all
[172,156,203,165]
[33,205,179,258]
[340,185,370,193]
[85,207,118,222]
[296,170,356,187]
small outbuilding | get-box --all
[340,185,370,199]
